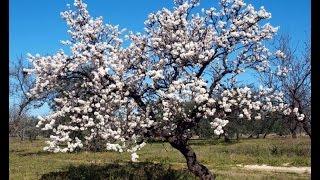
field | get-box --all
[9,136,310,179]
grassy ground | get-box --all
[9,136,310,179]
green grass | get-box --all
[9,136,310,179]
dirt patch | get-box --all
[237,164,310,174]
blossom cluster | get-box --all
[202,86,304,135]
[26,0,303,161]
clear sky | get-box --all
[9,0,310,116]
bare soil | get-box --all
[237,164,311,174]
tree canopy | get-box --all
[24,0,305,179]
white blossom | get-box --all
[24,0,302,162]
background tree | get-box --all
[24,0,305,179]
[258,34,311,138]
[9,106,40,141]
[10,56,39,115]
[9,54,49,141]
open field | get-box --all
[9,136,310,179]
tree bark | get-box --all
[168,137,214,180]
[290,122,298,139]
[302,121,311,138]
[291,130,297,138]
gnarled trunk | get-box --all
[168,137,214,180]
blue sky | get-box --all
[9,0,310,116]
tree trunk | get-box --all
[289,118,298,138]
[169,138,214,180]
[263,118,276,139]
[290,124,298,139]
[224,134,230,143]
[302,122,311,138]
[19,129,25,141]
[291,130,297,138]
[263,132,268,139]
[29,136,33,142]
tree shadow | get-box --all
[9,149,25,153]
[188,139,240,146]
[40,162,196,180]
[18,151,51,157]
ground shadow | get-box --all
[40,162,196,180]
[18,151,52,157]
[9,149,25,153]
[188,139,240,146]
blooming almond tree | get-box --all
[25,0,304,179]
